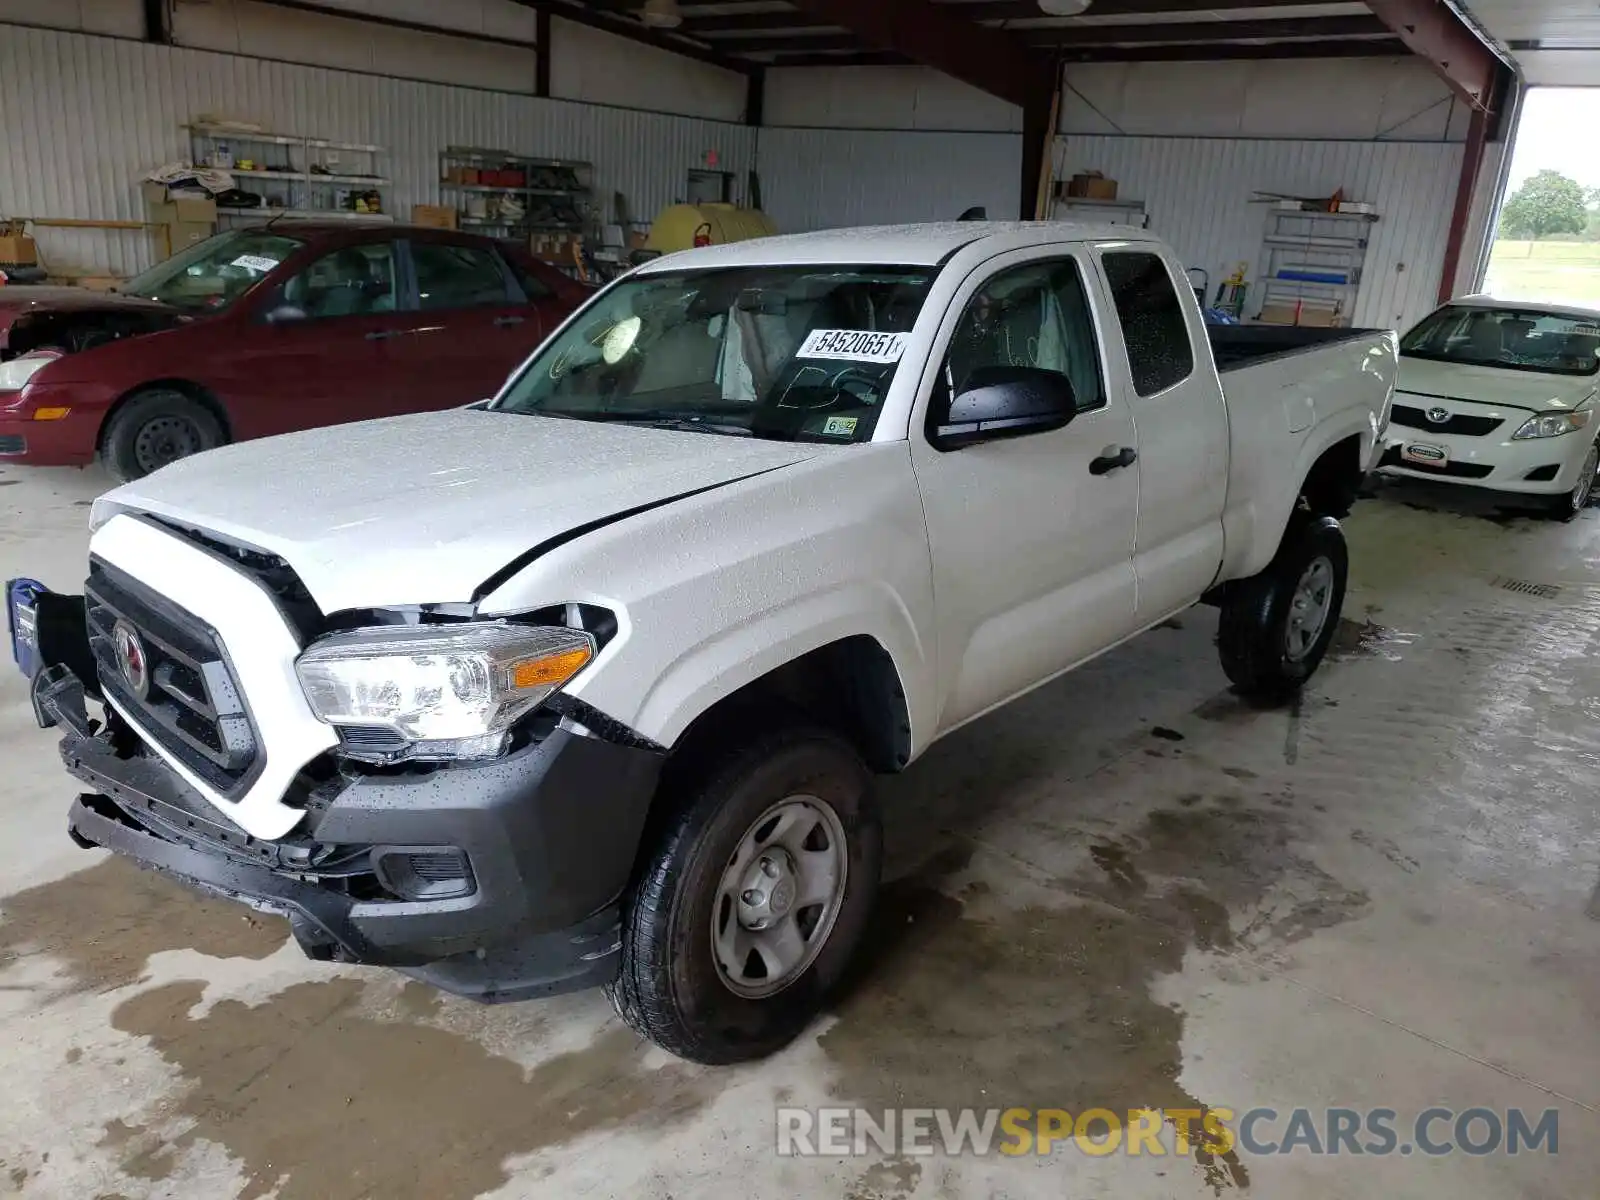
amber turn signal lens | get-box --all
[511,646,593,690]
[31,407,71,421]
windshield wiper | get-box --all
[533,409,756,437]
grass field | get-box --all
[1482,240,1600,307]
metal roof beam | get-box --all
[783,0,1056,107]
[1365,0,1510,112]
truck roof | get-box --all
[636,221,1162,272]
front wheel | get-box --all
[608,727,881,1064]
[1218,514,1349,702]
[101,388,226,482]
[1542,441,1599,522]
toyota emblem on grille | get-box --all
[111,620,149,698]
[1426,406,1451,425]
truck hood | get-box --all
[1397,355,1599,412]
[94,410,822,613]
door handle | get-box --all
[1089,446,1138,476]
[493,315,527,328]
[365,329,402,341]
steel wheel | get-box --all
[711,795,848,999]
[132,414,205,475]
[1285,555,1335,663]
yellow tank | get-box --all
[645,203,777,254]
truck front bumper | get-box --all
[38,666,664,1003]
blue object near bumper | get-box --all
[6,577,50,679]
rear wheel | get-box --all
[101,388,225,482]
[1218,514,1348,702]
[608,726,881,1064]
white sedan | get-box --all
[1378,296,1600,519]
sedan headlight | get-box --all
[1512,411,1592,440]
[0,351,61,393]
[296,622,595,760]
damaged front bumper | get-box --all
[34,664,664,1003]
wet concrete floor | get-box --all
[1,465,1596,1198]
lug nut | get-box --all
[742,889,763,905]
[760,857,778,878]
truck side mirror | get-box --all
[931,365,1078,451]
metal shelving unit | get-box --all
[184,124,392,223]
[1052,196,1150,229]
[1254,208,1379,326]
[438,147,592,239]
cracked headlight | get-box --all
[1512,411,1592,440]
[295,622,594,760]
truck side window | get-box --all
[939,258,1105,419]
[1102,251,1194,397]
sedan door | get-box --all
[206,237,417,438]
[387,234,548,408]
[908,249,1143,733]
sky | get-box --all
[1505,88,1600,192]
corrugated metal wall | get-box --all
[757,124,1477,331]
[756,127,1023,233]
[0,24,755,276]
[1057,135,1472,330]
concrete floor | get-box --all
[0,459,1596,1200]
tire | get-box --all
[1542,441,1599,523]
[608,726,881,1064]
[1218,514,1348,702]
[100,388,226,482]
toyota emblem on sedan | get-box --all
[1426,406,1451,425]
[112,620,149,698]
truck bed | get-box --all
[1208,324,1387,372]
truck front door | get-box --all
[1093,246,1229,619]
[909,249,1143,733]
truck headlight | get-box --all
[295,622,595,759]
[1512,411,1592,440]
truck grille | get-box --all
[1390,404,1502,438]
[85,558,261,797]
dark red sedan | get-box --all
[0,222,587,480]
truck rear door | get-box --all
[1091,245,1229,619]
[909,247,1143,732]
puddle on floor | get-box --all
[0,858,287,995]
[820,803,1368,1193]
[1327,618,1414,662]
[109,980,716,1200]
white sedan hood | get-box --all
[1397,356,1599,412]
[94,410,819,613]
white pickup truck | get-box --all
[9,222,1395,1063]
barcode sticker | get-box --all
[797,329,909,364]
[231,254,280,273]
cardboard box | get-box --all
[1065,172,1118,200]
[165,221,215,254]
[412,204,458,230]
[143,182,216,225]
[1258,301,1345,328]
[0,234,38,266]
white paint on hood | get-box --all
[92,410,820,614]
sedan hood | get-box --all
[1397,356,1599,412]
[95,410,820,613]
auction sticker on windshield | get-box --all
[231,254,282,273]
[798,330,909,364]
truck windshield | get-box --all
[122,229,306,312]
[1401,304,1600,377]
[493,265,936,442]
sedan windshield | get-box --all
[493,265,936,443]
[1401,304,1600,377]
[122,229,305,312]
